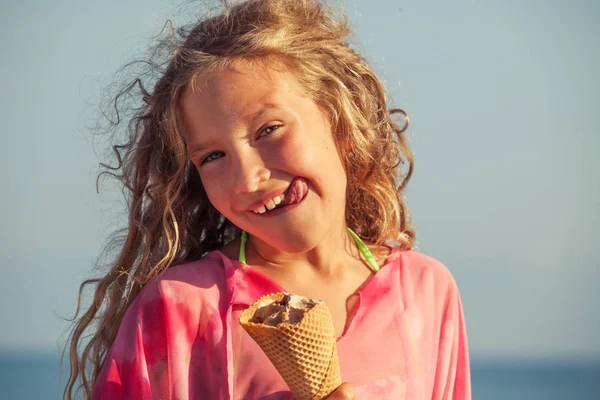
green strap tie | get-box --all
[239,230,248,265]
[238,227,380,272]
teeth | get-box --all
[265,199,276,210]
[253,194,286,214]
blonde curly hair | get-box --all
[63,0,415,398]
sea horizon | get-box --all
[1,350,598,399]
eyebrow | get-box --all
[248,103,281,122]
[188,143,206,159]
[187,103,283,158]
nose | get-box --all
[232,150,270,194]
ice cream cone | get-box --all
[239,292,342,400]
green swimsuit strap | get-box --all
[238,228,380,272]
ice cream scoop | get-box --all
[250,293,321,326]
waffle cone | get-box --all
[239,292,342,400]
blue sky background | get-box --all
[1,0,598,361]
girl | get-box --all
[65,0,471,399]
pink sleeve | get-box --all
[91,262,231,400]
[92,280,171,400]
[432,277,472,400]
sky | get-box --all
[1,0,598,360]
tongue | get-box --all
[280,177,308,207]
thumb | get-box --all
[326,382,357,399]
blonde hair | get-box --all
[63,0,415,398]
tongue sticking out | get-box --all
[280,177,308,207]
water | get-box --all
[0,354,598,399]
[0,353,66,399]
[471,359,600,400]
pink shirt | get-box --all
[93,249,471,399]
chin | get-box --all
[257,229,320,254]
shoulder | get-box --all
[390,249,460,301]
[115,251,233,344]
[98,252,234,390]
[396,250,456,281]
[134,251,231,311]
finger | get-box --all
[327,382,357,399]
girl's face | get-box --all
[179,61,348,254]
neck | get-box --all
[245,222,362,277]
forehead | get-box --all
[179,60,305,122]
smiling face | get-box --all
[178,61,348,254]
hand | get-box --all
[325,382,357,399]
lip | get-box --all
[245,185,290,212]
[252,187,308,217]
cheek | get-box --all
[278,132,347,197]
[261,135,306,174]
[199,170,230,212]
[274,129,327,171]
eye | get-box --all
[200,151,224,165]
[257,124,281,139]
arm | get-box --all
[431,278,472,400]
[92,281,172,400]
[92,267,231,400]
